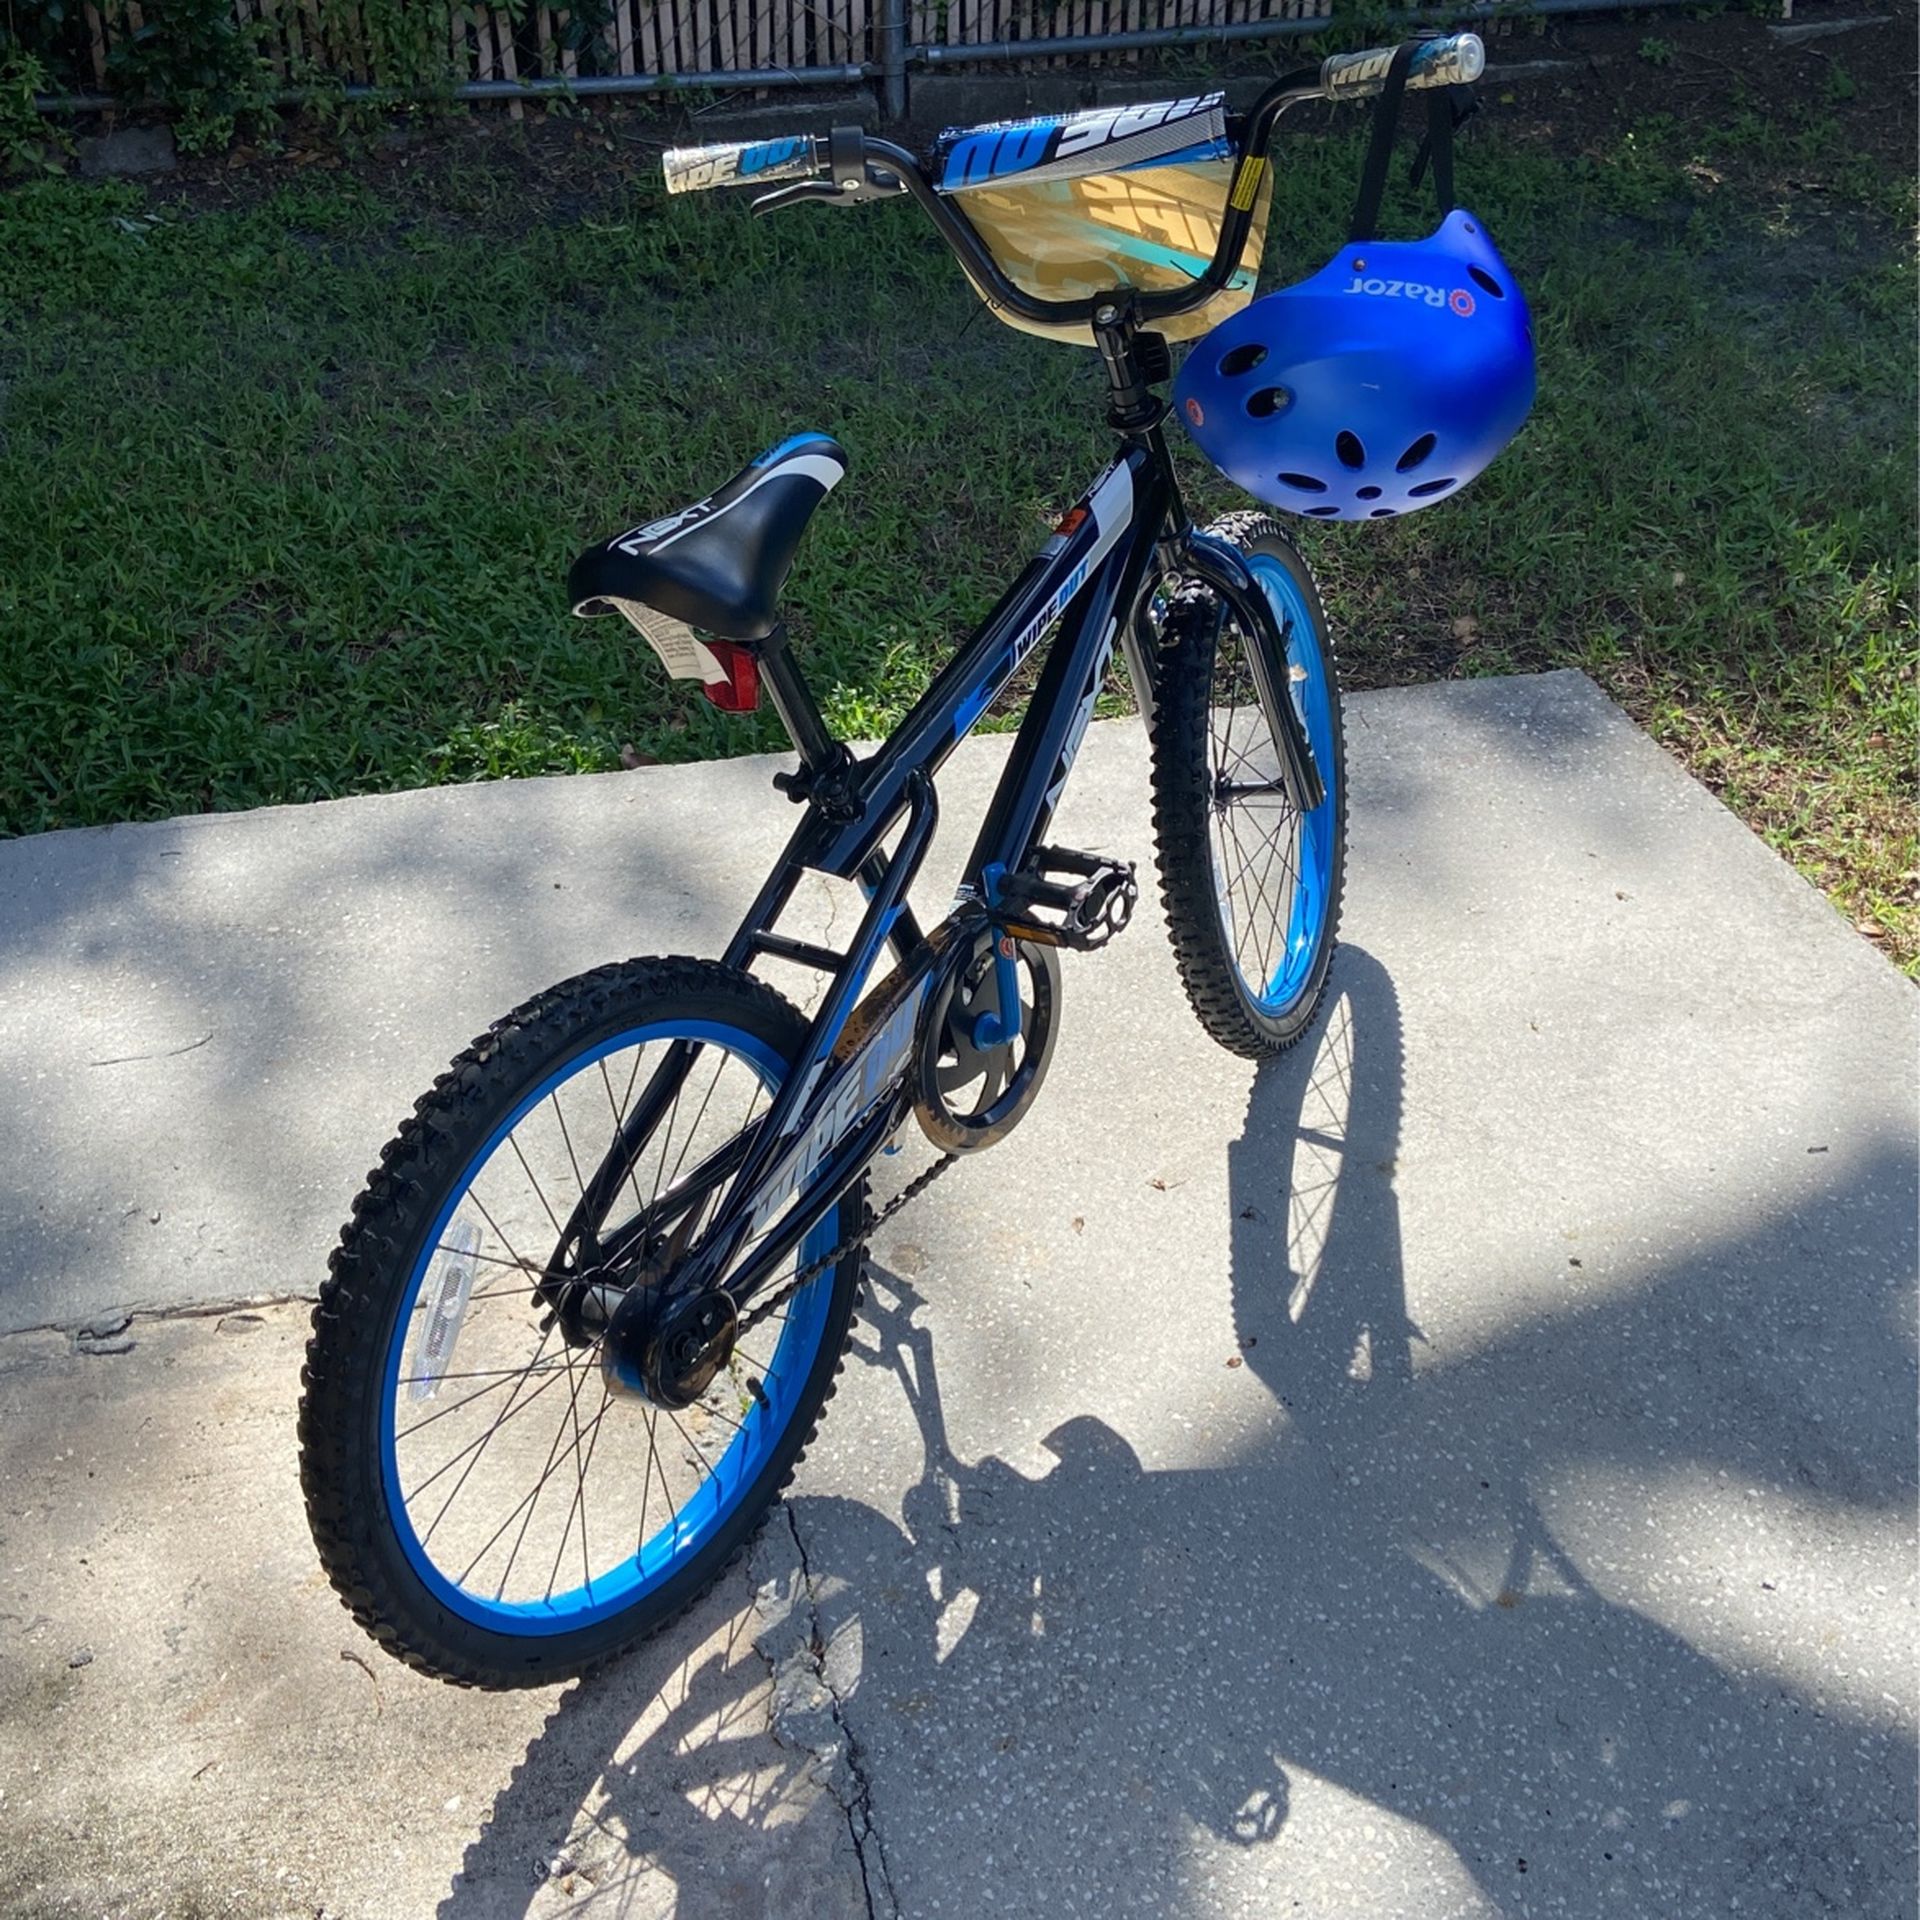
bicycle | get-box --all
[299,33,1511,1689]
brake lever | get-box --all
[750,180,849,217]
[750,165,906,218]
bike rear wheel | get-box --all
[1149,515,1346,1057]
[298,957,865,1689]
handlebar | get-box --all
[659,33,1484,330]
[1319,31,1484,98]
[661,134,824,197]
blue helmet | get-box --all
[1173,209,1534,522]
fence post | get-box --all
[882,0,908,121]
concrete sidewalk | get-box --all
[1,671,1914,1919]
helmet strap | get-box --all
[1409,87,1479,216]
[1347,40,1416,243]
[1348,43,1482,241]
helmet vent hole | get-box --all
[1335,431,1367,470]
[1246,386,1292,418]
[1219,343,1268,377]
[1276,472,1328,494]
[1408,477,1458,499]
[1370,508,1396,519]
[1396,433,1437,474]
[1469,266,1505,299]
[1306,506,1341,518]
[1356,485,1383,501]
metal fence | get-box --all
[51,0,1338,119]
[45,0,1693,121]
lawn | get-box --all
[1,12,1913,964]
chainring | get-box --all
[912,927,1061,1154]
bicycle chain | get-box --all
[735,1149,958,1335]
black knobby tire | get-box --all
[1150,515,1347,1058]
[298,956,867,1690]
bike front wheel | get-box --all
[298,957,866,1689]
[1149,514,1347,1057]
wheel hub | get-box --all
[600,1275,738,1408]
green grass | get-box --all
[0,101,1913,963]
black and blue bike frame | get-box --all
[557,35,1498,1322]
[564,386,1319,1325]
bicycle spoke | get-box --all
[488,1352,606,1602]
[1235,820,1281,984]
[641,1405,679,1546]
[464,1281,550,1304]
[636,1403,655,1547]
[507,1132,569,1247]
[664,1053,727,1198]
[1206,617,1313,1007]
[666,1407,725,1501]
[647,1065,693,1213]
[397,1362,569,1386]
[452,1358,603,1595]
[697,1396,750,1439]
[1214,806,1265,950]
[601,1051,653,1221]
[411,1357,569,1523]
[394,1363,567,1442]
[1241,806,1290,986]
[412,1338,567,1525]
[548,1378,615,1602]
[1251,821,1294,985]
[477,1364,586,1594]
[463,1186,537,1294]
[550,1092,588,1207]
[433,1242,545,1273]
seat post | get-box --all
[759,625,838,773]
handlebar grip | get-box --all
[662,134,823,196]
[1320,33,1485,100]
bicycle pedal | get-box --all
[995,847,1138,952]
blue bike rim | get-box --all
[1231,553,1338,1016]
[377,1019,837,1636]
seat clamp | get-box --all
[771,744,860,821]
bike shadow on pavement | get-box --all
[443,943,1918,1919]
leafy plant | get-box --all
[106,0,273,154]
[1,0,81,174]
[0,44,61,176]
[1639,36,1676,67]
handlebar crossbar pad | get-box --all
[931,94,1230,195]
[1321,33,1485,99]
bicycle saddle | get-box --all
[568,433,847,642]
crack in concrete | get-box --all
[87,1030,214,1067]
[3,1289,316,1346]
[753,1504,899,1920]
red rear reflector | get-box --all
[1053,507,1089,536]
[700,642,760,713]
